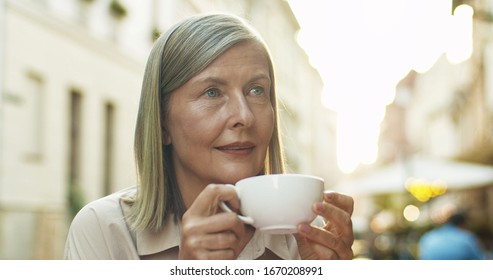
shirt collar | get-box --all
[119,190,181,256]
[238,229,299,259]
[135,214,181,256]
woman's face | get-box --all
[165,41,274,190]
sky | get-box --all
[287,0,473,173]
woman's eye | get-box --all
[249,87,264,96]
[204,89,219,98]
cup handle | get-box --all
[218,185,255,225]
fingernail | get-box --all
[314,202,325,214]
[299,223,311,234]
[324,191,334,201]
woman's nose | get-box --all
[229,94,255,128]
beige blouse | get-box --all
[64,186,301,260]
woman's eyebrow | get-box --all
[193,73,270,85]
[248,73,271,84]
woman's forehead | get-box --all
[194,41,270,78]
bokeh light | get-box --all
[403,204,420,222]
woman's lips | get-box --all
[215,142,255,155]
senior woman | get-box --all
[64,13,354,260]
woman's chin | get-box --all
[216,170,260,184]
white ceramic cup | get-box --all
[219,174,324,235]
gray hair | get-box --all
[127,14,285,232]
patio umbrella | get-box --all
[334,155,493,196]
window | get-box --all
[102,102,115,196]
[68,90,82,185]
[68,90,84,217]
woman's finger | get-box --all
[182,212,245,239]
[297,224,353,260]
[304,239,339,260]
[182,230,241,252]
[201,249,237,260]
[204,232,241,251]
[323,191,354,215]
[180,209,247,260]
[182,246,237,260]
[186,184,240,216]
[314,198,354,246]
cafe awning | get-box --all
[335,155,493,196]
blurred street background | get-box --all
[0,0,492,259]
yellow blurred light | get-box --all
[405,177,447,202]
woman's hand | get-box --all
[179,184,250,260]
[295,192,354,260]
